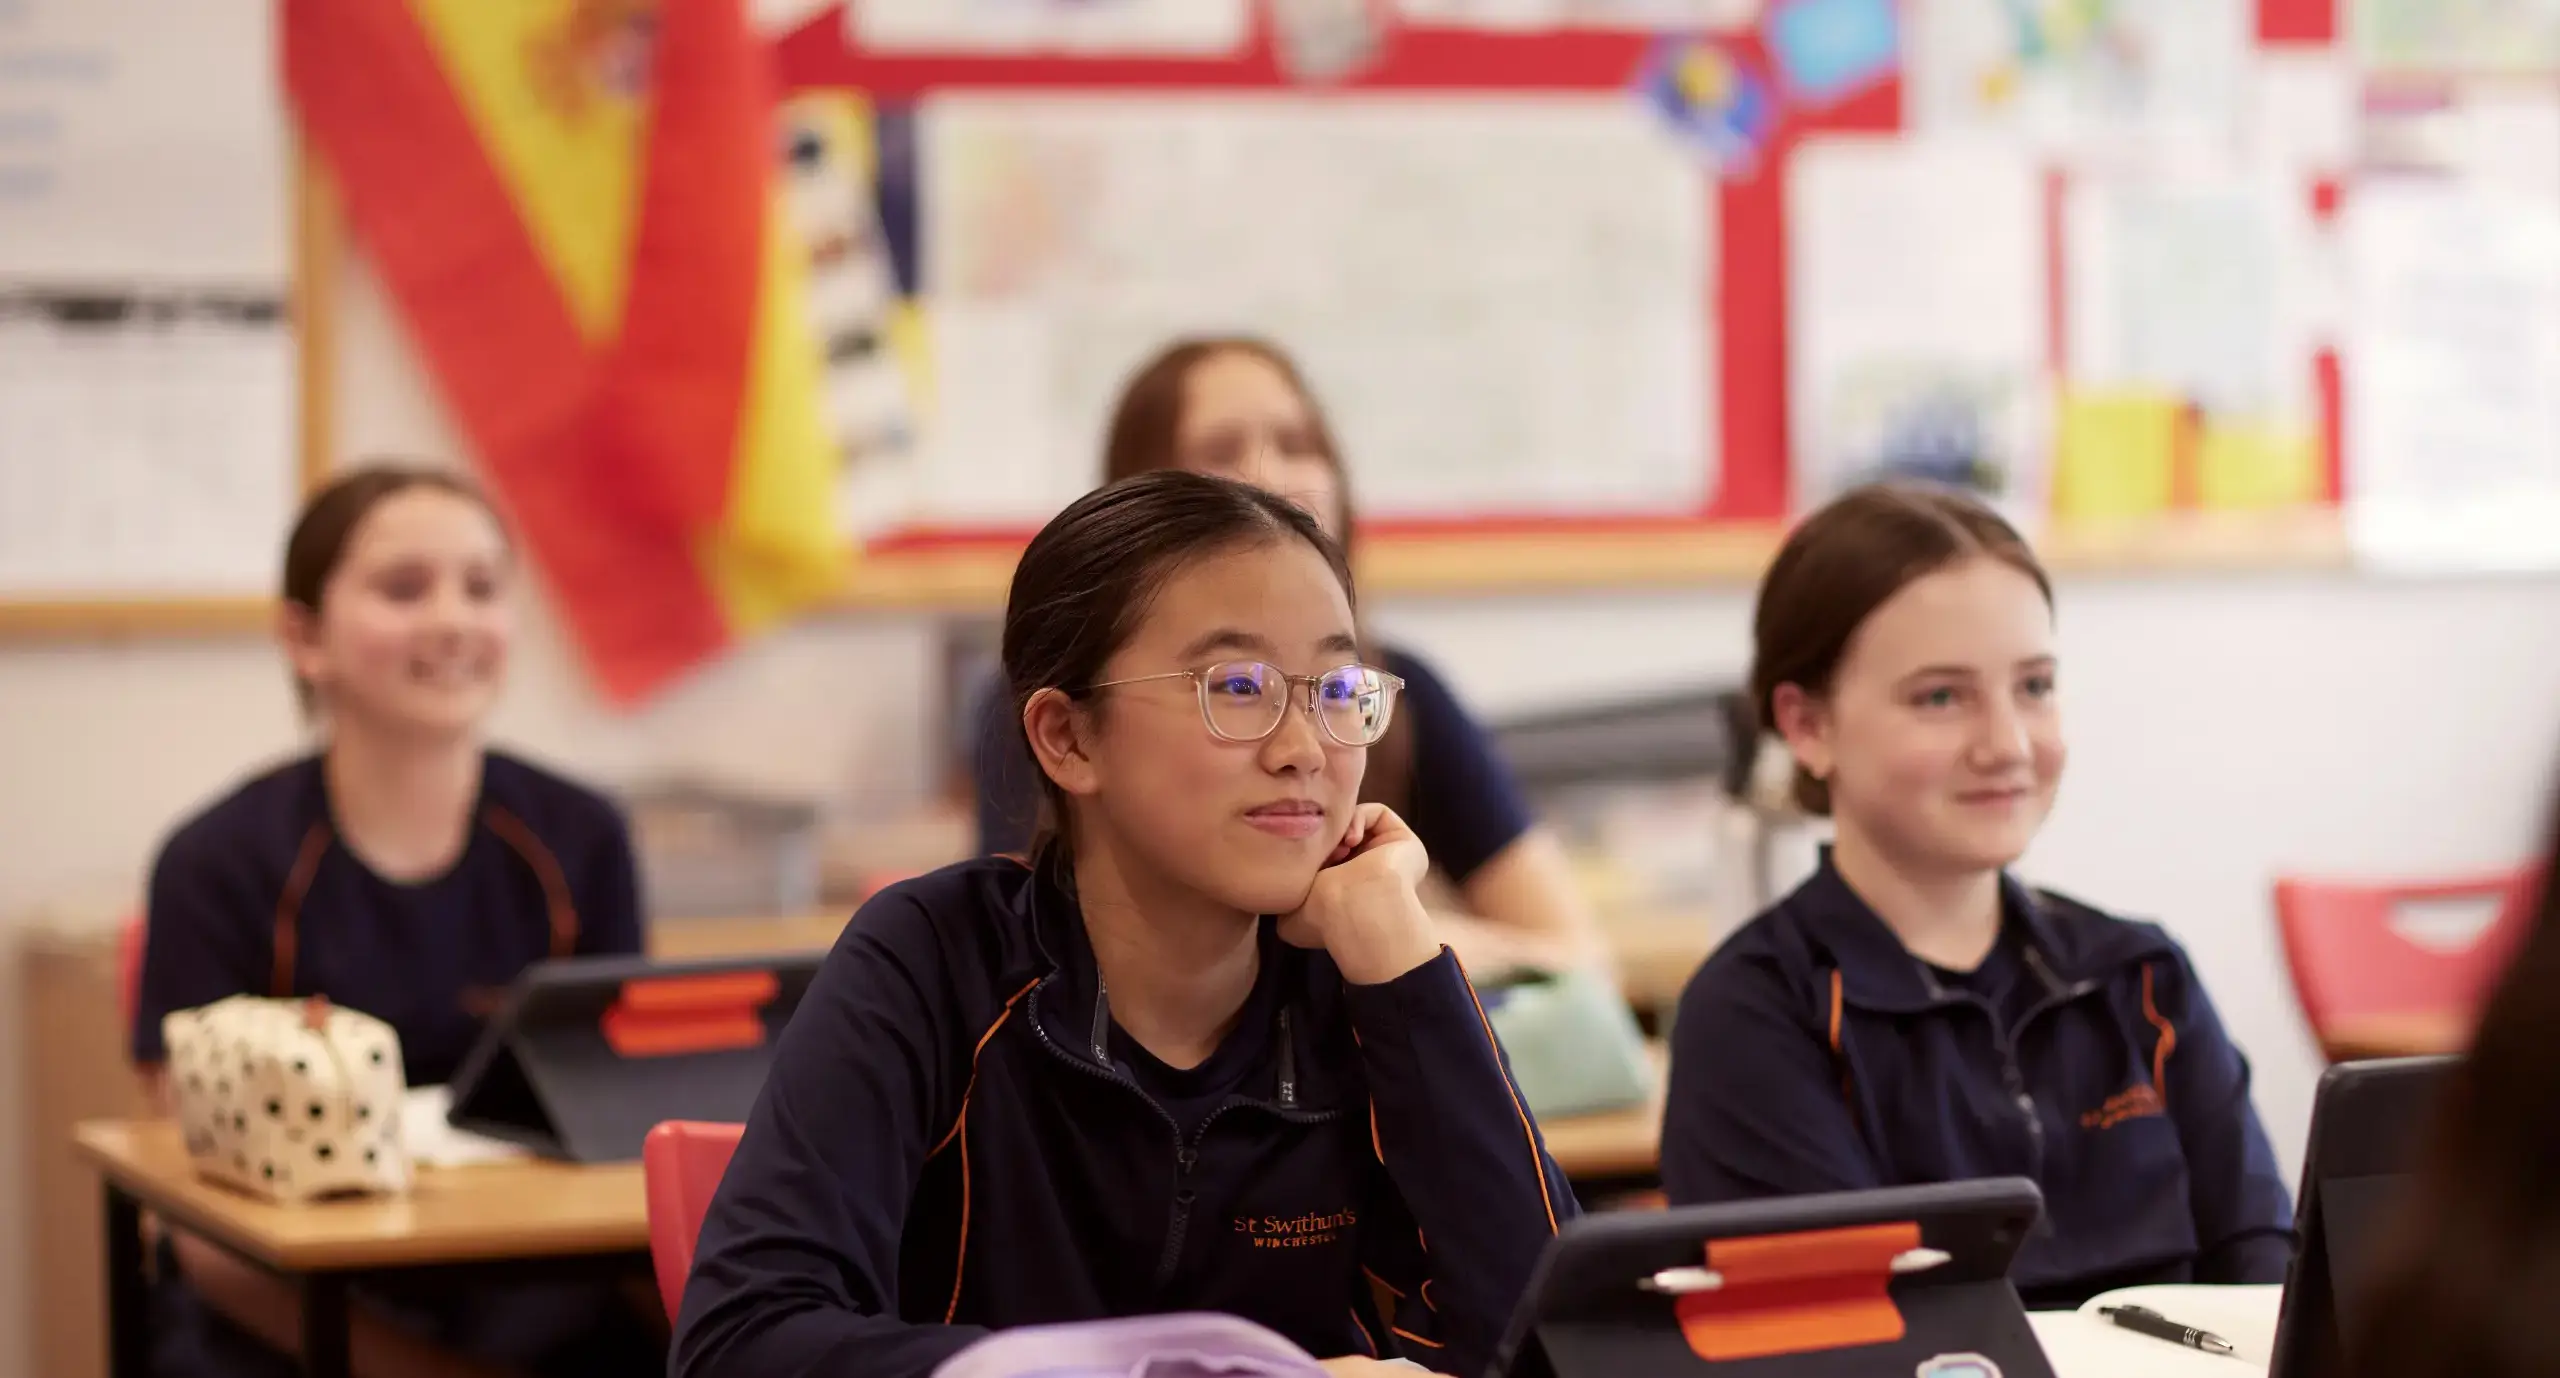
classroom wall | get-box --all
[7,254,2560,1378]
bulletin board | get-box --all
[0,0,331,640]
[754,0,2368,610]
[49,0,2517,643]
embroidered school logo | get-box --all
[1233,1207,1359,1250]
[2079,1083,2166,1131]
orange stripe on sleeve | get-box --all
[1829,969,1854,1112]
[1453,951,1561,1235]
[267,823,334,997]
[482,804,580,957]
[944,1115,972,1323]
[934,977,1040,1325]
[1827,969,1844,1054]
[2141,964,2177,1096]
[929,977,1041,1159]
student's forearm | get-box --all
[172,1233,526,1378]
[1445,831,1610,976]
[1345,952,1575,1372]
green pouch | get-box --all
[1479,965,1655,1121]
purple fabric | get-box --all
[930,1315,1331,1378]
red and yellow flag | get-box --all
[286,0,846,704]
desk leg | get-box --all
[301,1275,352,1378]
[103,1184,147,1378]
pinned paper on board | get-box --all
[2064,173,2308,419]
[1763,0,1900,108]
[2360,83,2560,194]
[2353,0,2560,77]
[779,90,930,541]
[2061,169,2324,515]
[1789,136,2047,513]
[1635,37,1779,175]
[2052,389,2180,521]
[1270,0,1393,84]
[849,0,1251,55]
[919,94,1713,528]
[2249,49,2356,175]
[0,0,286,281]
[0,287,296,596]
[1905,0,2250,152]
[2196,421,2320,512]
[1396,0,1761,29]
[2345,181,2560,573]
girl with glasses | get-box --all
[970,336,1604,978]
[677,471,1575,1378]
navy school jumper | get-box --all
[674,855,1580,1378]
[1663,854,2294,1308]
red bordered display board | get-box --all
[762,0,2364,605]
[768,4,1886,595]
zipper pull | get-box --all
[1177,1144,1198,1180]
[1277,1008,1298,1108]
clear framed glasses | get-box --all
[1081,661,1405,747]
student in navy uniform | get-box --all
[1660,483,2292,1308]
[131,463,655,1378]
[677,472,1575,1378]
[972,337,1599,975]
[2349,785,2557,1378]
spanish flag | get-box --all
[286,0,846,704]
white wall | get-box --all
[6,253,2560,1378]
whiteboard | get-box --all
[904,92,1715,530]
[0,0,295,601]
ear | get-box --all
[1769,682,1835,789]
[1021,687,1104,801]
[276,602,328,694]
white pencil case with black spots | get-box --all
[162,995,413,1203]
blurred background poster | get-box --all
[2345,181,2560,574]
[2056,168,2326,522]
[1903,0,2253,153]
[2352,0,2560,76]
[912,94,1715,528]
[1396,0,1760,28]
[1786,135,2048,517]
[850,0,1253,55]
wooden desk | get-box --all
[1536,1042,1666,1188]
[1598,912,1718,1017]
[2320,1010,2473,1064]
[650,911,847,962]
[1538,1090,1663,1186]
[74,1120,649,1378]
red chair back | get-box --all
[642,1120,746,1322]
[2274,867,2542,1046]
[117,913,146,1035]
